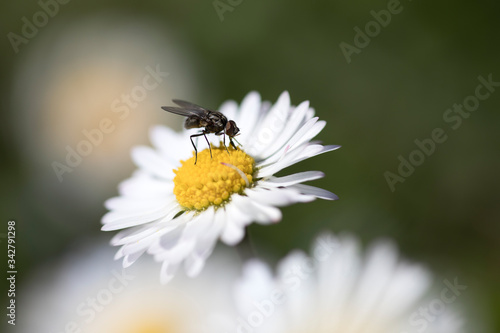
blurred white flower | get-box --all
[11,14,199,211]
[233,233,464,333]
[102,91,340,283]
[16,240,238,333]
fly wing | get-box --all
[161,99,210,117]
[161,106,203,117]
[172,99,211,112]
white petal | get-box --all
[131,146,175,179]
[247,92,290,154]
[219,100,238,123]
[286,117,324,151]
[229,195,252,219]
[184,241,216,278]
[258,144,340,177]
[237,91,262,138]
[118,171,173,198]
[115,217,186,255]
[114,246,124,260]
[101,201,179,231]
[347,242,399,330]
[316,235,363,322]
[184,253,206,278]
[120,232,162,256]
[122,248,146,268]
[258,171,325,187]
[151,214,198,263]
[168,207,224,278]
[104,196,171,213]
[111,222,162,246]
[258,116,320,164]
[246,187,315,206]
[375,263,431,320]
[257,100,311,159]
[223,198,253,227]
[250,201,282,224]
[101,209,164,230]
[231,195,281,225]
[220,218,245,246]
[234,260,275,314]
[182,208,215,240]
[289,184,339,200]
[155,238,196,265]
[143,221,187,254]
[157,224,187,251]
[244,91,290,156]
[149,125,189,164]
[203,208,227,242]
[160,260,180,284]
[256,142,316,171]
[260,141,338,173]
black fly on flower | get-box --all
[102,91,340,284]
[161,99,240,164]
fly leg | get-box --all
[230,137,238,150]
[203,131,212,159]
[216,131,230,155]
[190,131,212,164]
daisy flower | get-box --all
[233,233,465,333]
[16,241,239,333]
[102,91,340,283]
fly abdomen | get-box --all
[185,116,203,129]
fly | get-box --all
[161,99,240,164]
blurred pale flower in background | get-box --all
[16,239,238,333]
[11,14,199,225]
[12,234,469,333]
[102,91,340,283]
[233,233,465,333]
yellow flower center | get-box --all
[173,144,255,211]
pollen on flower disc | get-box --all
[173,145,255,211]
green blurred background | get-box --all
[1,0,499,331]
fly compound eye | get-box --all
[227,120,240,137]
